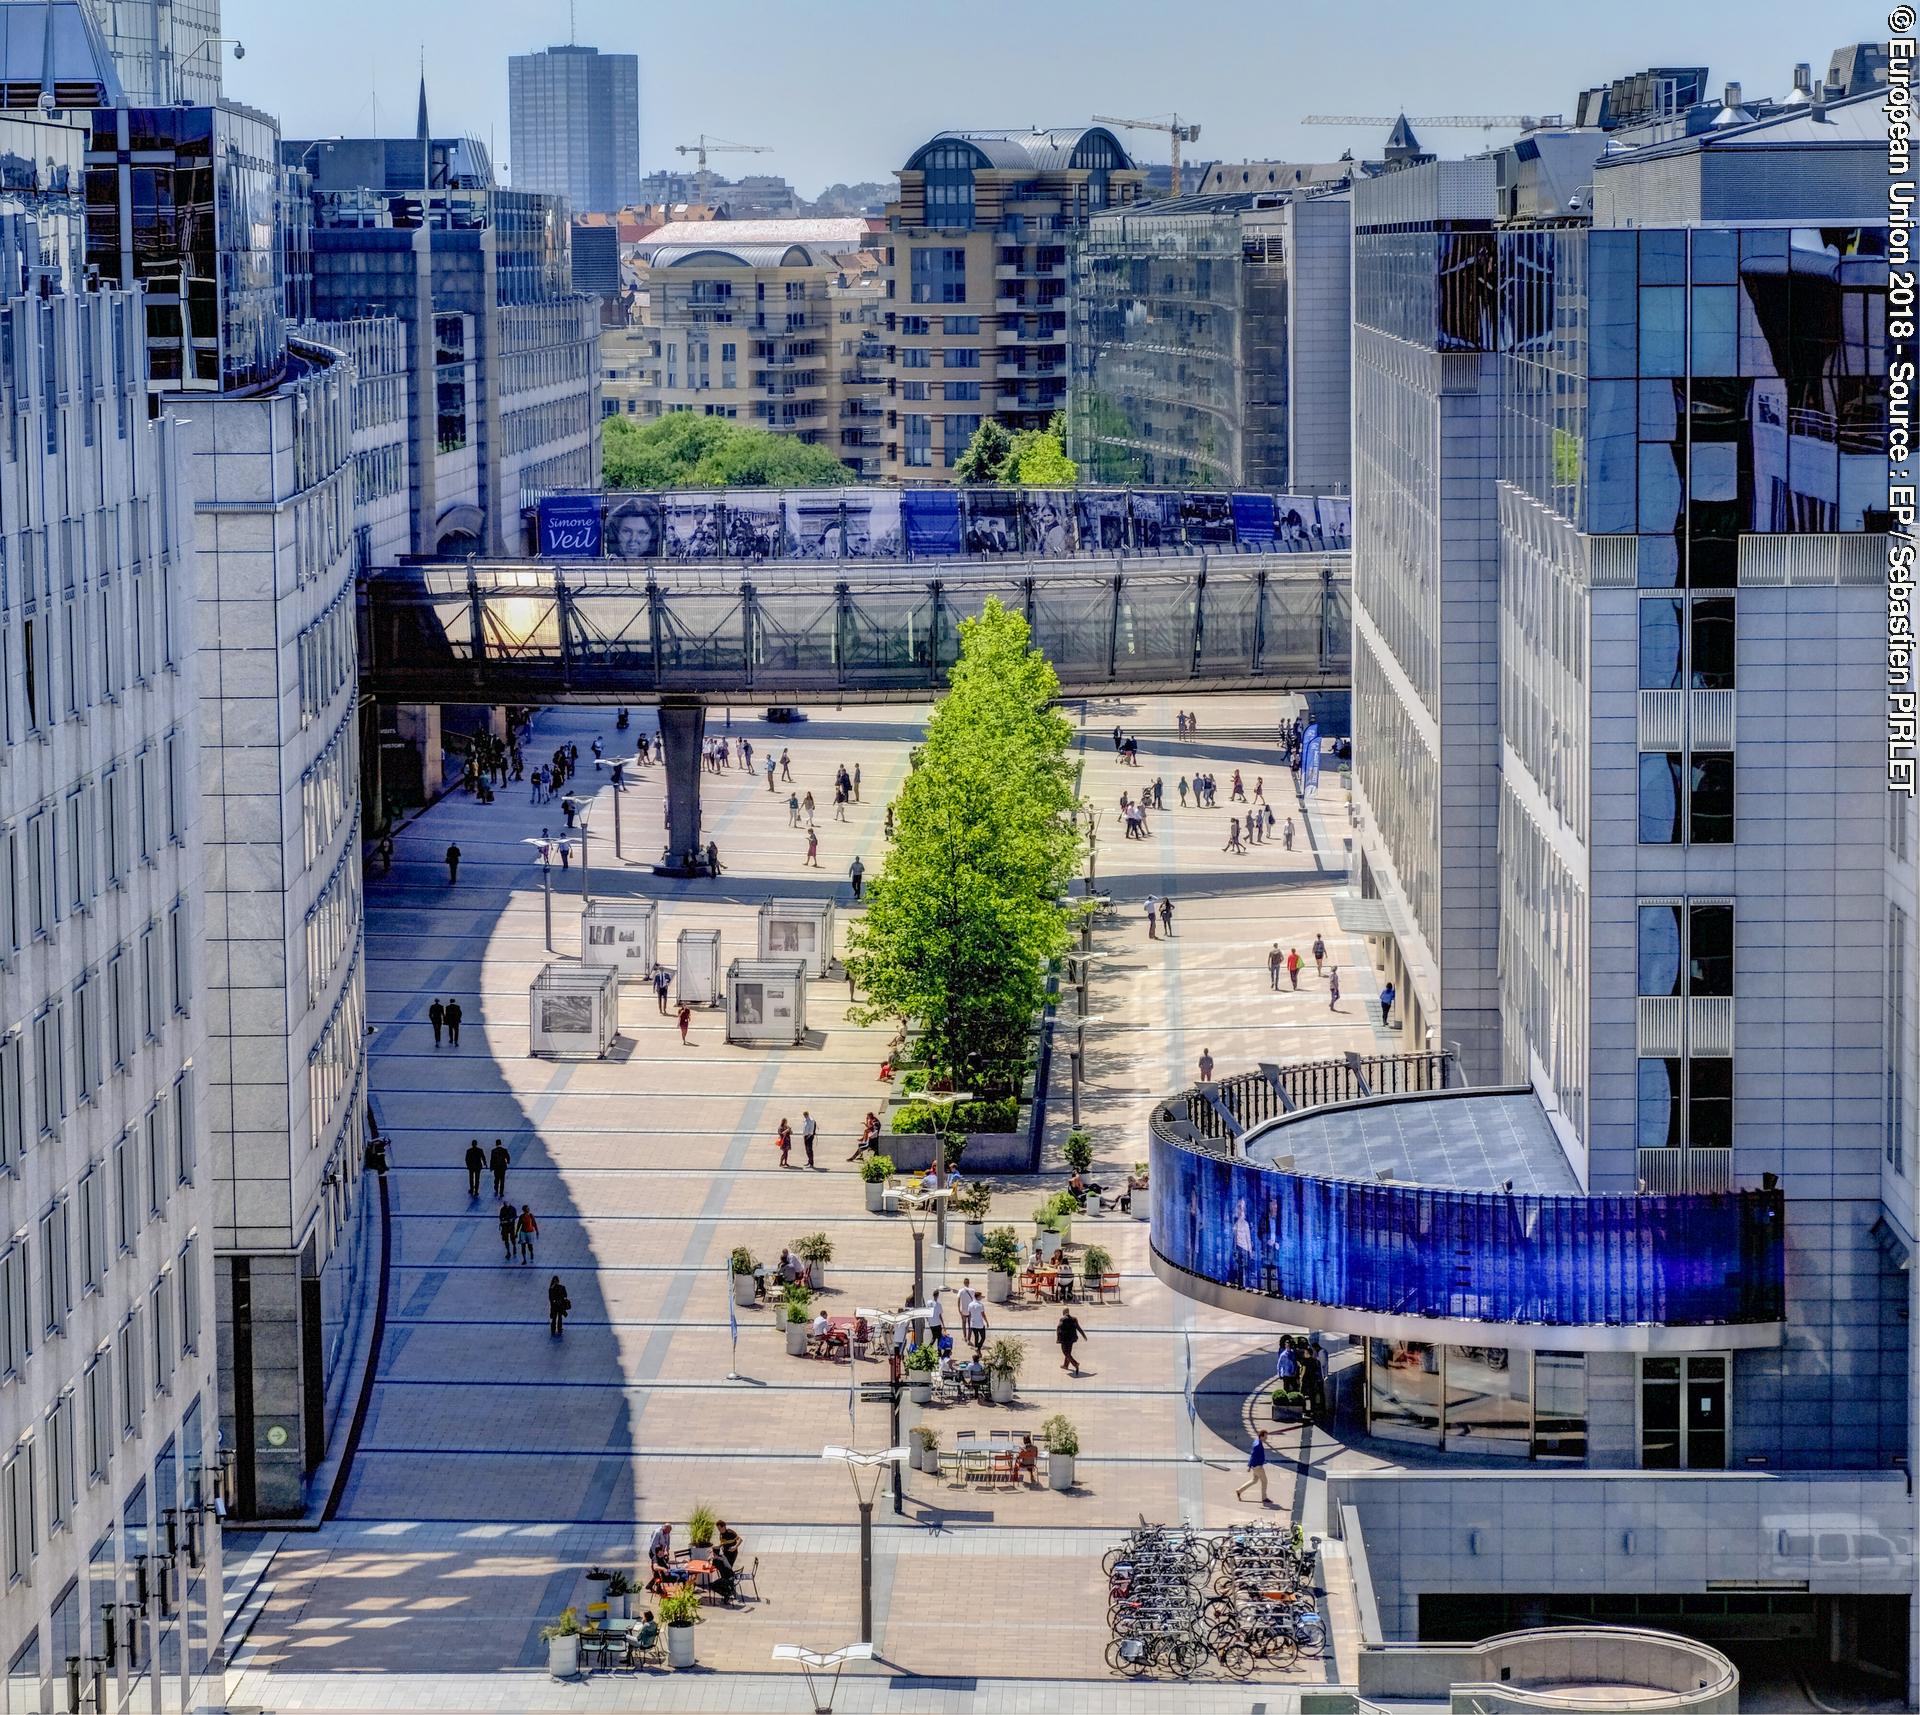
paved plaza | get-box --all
[226,691,1392,1710]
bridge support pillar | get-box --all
[656,695,708,875]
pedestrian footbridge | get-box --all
[359,552,1350,708]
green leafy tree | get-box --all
[601,413,854,489]
[847,601,1076,1090]
[953,418,1015,484]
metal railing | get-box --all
[1169,1051,1461,1151]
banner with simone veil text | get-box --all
[538,494,602,558]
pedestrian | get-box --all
[1231,769,1246,802]
[766,759,777,792]
[653,966,672,1014]
[562,796,577,828]
[853,763,862,802]
[1301,1345,1326,1423]
[489,1139,510,1197]
[1253,777,1265,804]
[788,792,801,828]
[1235,1429,1273,1504]
[776,1117,793,1168]
[677,1004,692,1045]
[445,999,463,1046]
[1178,776,1189,806]
[1329,967,1341,1011]
[803,790,816,823]
[1056,1307,1086,1375]
[518,1205,539,1264]
[1198,1047,1215,1082]
[801,1111,818,1169]
[1224,816,1243,854]
[833,785,848,822]
[548,1274,571,1337]
[1287,947,1302,990]
[805,828,820,867]
[964,1290,988,1354]
[445,843,461,884]
[1283,818,1295,851]
[498,1200,518,1261]
[1276,1336,1301,1390]
[1144,895,1158,940]
[428,998,445,1046]
[849,856,865,902]
[376,832,394,875]
[1268,945,1282,990]
[780,748,793,782]
[464,1139,485,1198]
[1312,934,1326,975]
[1380,981,1397,1028]
[1159,896,1173,937]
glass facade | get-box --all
[1071,205,1289,488]
[1366,1340,1571,1458]
[1148,1130,1785,1328]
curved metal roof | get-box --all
[653,243,817,268]
[903,126,1134,175]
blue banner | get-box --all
[1301,724,1321,794]
[539,495,602,558]
[902,490,962,557]
[1231,494,1276,546]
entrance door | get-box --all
[1640,1353,1729,1468]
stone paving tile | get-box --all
[234,695,1379,1703]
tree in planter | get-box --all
[1039,1414,1079,1458]
[794,1232,833,1284]
[984,1336,1026,1384]
[846,602,1075,1095]
[729,1247,758,1277]
[951,1182,993,1223]
[1080,1245,1113,1290]
[859,1154,895,1185]
[1062,1131,1095,1174]
[687,1505,717,1549]
[981,1227,1022,1276]
[658,1588,701,1628]
[540,1606,581,1641]
[904,1342,938,1375]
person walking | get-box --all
[805,828,820,867]
[964,1290,989,1355]
[497,1200,518,1261]
[1312,934,1326,976]
[1301,1344,1327,1424]
[853,763,862,802]
[677,1004,692,1045]
[833,784,848,822]
[547,1274,571,1337]
[464,1140,485,1198]
[488,1140,511,1198]
[1329,967,1342,1011]
[1235,1429,1273,1504]
[517,1205,539,1264]
[776,1118,793,1168]
[445,843,461,884]
[1283,818,1296,852]
[1224,816,1243,854]
[1287,947,1302,991]
[801,1112,818,1169]
[428,998,446,1046]
[1268,944,1283,990]
[766,758,778,792]
[445,999,463,1046]
[788,792,801,828]
[653,966,672,1014]
[1056,1307,1087,1375]
[779,748,793,782]
[849,856,865,902]
[1380,981,1397,1029]
[1159,896,1173,937]
[802,790,816,824]
[1177,776,1189,807]
[1144,895,1158,940]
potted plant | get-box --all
[783,1285,813,1356]
[1035,1190,1074,1248]
[981,1227,1022,1303]
[1041,1414,1079,1490]
[795,1231,833,1291]
[1132,1161,1151,1219]
[605,1568,635,1620]
[729,1247,760,1307]
[1063,1130,1094,1174]
[984,1336,1025,1404]
[660,1587,701,1668]
[585,1564,614,1593]
[904,1340,938,1405]
[540,1607,581,1678]
[950,1181,992,1255]
[1081,1245,1112,1298]
[909,1424,941,1473]
[687,1504,717,1551]
[1272,1386,1306,1424]
[861,1154,894,1213]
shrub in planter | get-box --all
[981,1226,1022,1301]
[951,1181,992,1221]
[660,1587,701,1666]
[891,1097,1017,1136]
[861,1153,895,1212]
[910,1425,942,1473]
[904,1339,938,1401]
[604,1568,635,1618]
[1271,1388,1306,1422]
[1080,1245,1113,1289]
[984,1336,1025,1403]
[687,1504,717,1549]
[729,1247,760,1305]
[783,1290,813,1355]
[540,1606,581,1678]
[795,1231,833,1288]
[1040,1413,1079,1489]
[1063,1130,1094,1174]
[728,1246,758,1276]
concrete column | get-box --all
[658,696,706,873]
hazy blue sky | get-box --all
[223,0,1887,196]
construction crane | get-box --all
[674,134,773,207]
[1303,112,1562,132]
[1092,114,1202,196]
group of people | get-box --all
[704,735,753,773]
[1140,894,1175,939]
[1174,710,1204,736]
[1110,727,1142,765]
[647,1519,746,1602]
[461,729,522,801]
[427,997,465,1045]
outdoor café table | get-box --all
[1024,1268,1057,1298]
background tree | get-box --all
[953,412,1076,486]
[602,414,855,489]
[847,601,1076,1091]
[953,418,1016,484]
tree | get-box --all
[846,601,1076,1091]
[601,413,854,489]
[953,412,1076,486]
[953,418,1016,485]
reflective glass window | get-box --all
[1368,1340,1442,1446]
[1639,230,1687,285]
[1637,904,1683,995]
[1688,903,1734,996]
[1589,232,1637,377]
[1691,229,1737,285]
[1445,1345,1530,1454]
[1638,597,1683,690]
[1688,753,1734,844]
[1586,381,1636,533]
[1638,441,1683,535]
[1532,1352,1587,1460]
[1689,597,1735,690]
[1690,286,1737,376]
[1637,1057,1684,1149]
[1688,1057,1734,1148]
[1639,287,1685,377]
[1638,753,1682,844]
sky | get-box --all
[222,0,1890,198]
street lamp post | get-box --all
[770,1643,874,1715]
[820,1447,907,1644]
[1067,1015,1106,1129]
[895,1188,949,1309]
[912,1092,971,1248]
[593,754,643,860]
[561,798,592,903]
[521,836,567,952]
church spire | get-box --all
[416,55,429,143]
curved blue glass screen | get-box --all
[1149,1138,1784,1327]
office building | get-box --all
[620,218,886,474]
[1146,65,1911,1690]
[0,98,224,1709]
[508,44,640,216]
[883,127,1144,478]
[1071,185,1353,491]
[83,0,222,105]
